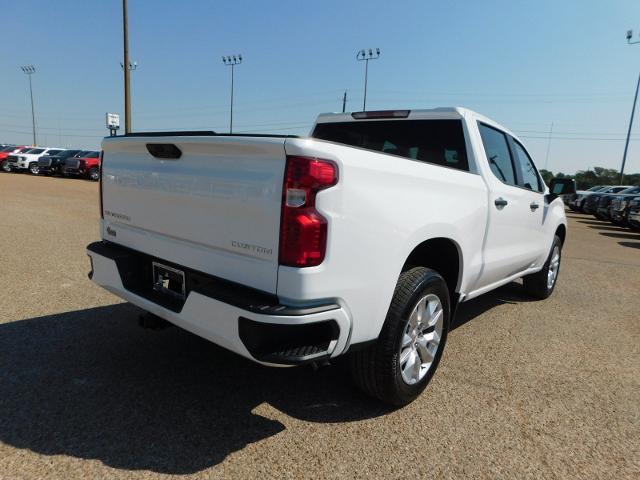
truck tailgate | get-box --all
[100,135,287,293]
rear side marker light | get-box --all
[279,156,338,267]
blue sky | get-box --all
[2,0,640,174]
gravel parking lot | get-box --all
[0,173,638,479]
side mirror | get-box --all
[547,178,576,204]
[549,178,576,195]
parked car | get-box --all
[0,145,23,171]
[609,188,640,225]
[87,107,572,406]
[570,185,610,212]
[595,186,640,220]
[37,149,83,176]
[62,151,100,180]
[5,147,65,173]
[2,146,36,172]
[583,186,632,214]
[628,197,640,231]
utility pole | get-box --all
[120,60,138,132]
[342,90,347,113]
[356,48,380,111]
[544,121,554,170]
[122,0,132,133]
[621,29,640,183]
[20,65,36,145]
[222,55,242,134]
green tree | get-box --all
[539,169,554,185]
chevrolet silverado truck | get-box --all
[87,108,572,406]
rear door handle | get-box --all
[494,197,508,208]
[530,202,540,211]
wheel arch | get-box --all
[402,237,463,305]
[555,223,567,245]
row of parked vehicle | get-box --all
[0,144,101,180]
[566,184,640,231]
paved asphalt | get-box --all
[0,173,638,479]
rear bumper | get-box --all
[87,241,352,366]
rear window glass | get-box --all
[312,119,469,171]
[86,151,100,158]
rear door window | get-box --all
[511,140,543,193]
[312,119,469,171]
[478,123,517,186]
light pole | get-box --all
[222,55,242,134]
[21,65,37,145]
[122,0,133,133]
[120,60,138,134]
[621,29,640,183]
[356,48,380,111]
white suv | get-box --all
[7,147,65,174]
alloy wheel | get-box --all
[399,293,444,385]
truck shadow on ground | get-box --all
[576,219,611,226]
[0,284,529,474]
[619,241,640,249]
[587,224,631,232]
[598,231,640,240]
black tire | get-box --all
[88,167,100,181]
[523,235,562,300]
[3,162,12,173]
[350,267,450,407]
[29,162,39,175]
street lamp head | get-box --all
[222,55,242,65]
[627,29,633,41]
[356,48,380,61]
[20,65,35,74]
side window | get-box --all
[512,140,543,193]
[478,123,517,186]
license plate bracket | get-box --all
[152,262,186,300]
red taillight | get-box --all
[279,155,338,267]
[99,151,104,219]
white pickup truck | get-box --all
[87,108,572,406]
